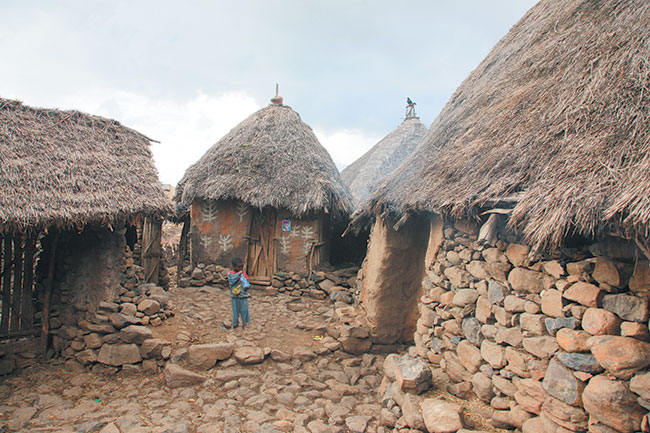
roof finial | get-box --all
[405,97,418,119]
[271,83,283,105]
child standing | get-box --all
[228,257,251,329]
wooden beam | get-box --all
[0,235,11,334]
[9,236,23,333]
[21,234,36,331]
[41,232,59,359]
[175,219,190,284]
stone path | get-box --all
[0,286,388,433]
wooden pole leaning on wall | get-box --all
[176,219,190,285]
[41,231,60,359]
[0,235,13,335]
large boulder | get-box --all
[508,268,545,294]
[233,346,265,365]
[542,358,584,406]
[588,335,650,379]
[601,294,649,322]
[582,374,645,433]
[119,325,154,344]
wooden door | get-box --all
[246,208,277,283]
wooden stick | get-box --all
[9,236,24,333]
[41,232,59,359]
[176,219,190,284]
[0,235,11,334]
[635,236,650,262]
[21,234,36,331]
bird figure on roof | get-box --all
[407,97,414,105]
[406,97,417,118]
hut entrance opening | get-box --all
[246,208,277,284]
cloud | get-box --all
[60,89,378,183]
[62,91,261,185]
[315,129,383,171]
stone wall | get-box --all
[47,227,173,374]
[407,218,650,432]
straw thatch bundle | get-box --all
[361,0,650,250]
[0,98,171,232]
[341,117,427,210]
[176,103,352,219]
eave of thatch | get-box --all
[175,104,352,220]
[0,98,172,233]
[341,116,427,211]
[360,0,650,250]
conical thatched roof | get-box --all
[341,116,427,210]
[0,98,171,233]
[361,0,650,250]
[176,103,352,219]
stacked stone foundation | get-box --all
[408,219,650,432]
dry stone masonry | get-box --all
[402,219,650,433]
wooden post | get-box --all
[9,236,24,333]
[0,235,12,334]
[176,219,190,284]
[21,234,36,331]
[41,232,59,358]
[142,217,162,285]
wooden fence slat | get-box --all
[9,236,23,333]
[0,236,11,334]
[21,235,36,331]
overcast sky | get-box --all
[0,1,537,185]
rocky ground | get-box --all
[0,285,388,433]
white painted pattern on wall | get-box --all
[218,234,233,253]
[236,202,249,223]
[279,234,291,255]
[201,200,219,222]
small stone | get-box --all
[420,399,464,433]
[164,363,206,388]
[541,396,588,431]
[504,295,527,312]
[462,317,482,345]
[621,321,650,340]
[476,296,492,323]
[75,349,98,365]
[345,415,368,433]
[492,375,517,396]
[137,299,161,315]
[396,354,432,394]
[519,313,545,336]
[481,340,506,368]
[542,357,584,406]
[472,372,494,402]
[562,282,602,307]
[452,289,479,307]
[97,343,141,366]
[456,340,482,374]
[542,261,565,279]
[467,261,490,280]
[522,336,558,359]
[188,343,234,370]
[544,317,578,336]
[119,325,153,344]
[506,244,530,267]
[630,371,650,401]
[556,328,591,353]
[556,351,602,373]
[601,294,650,322]
[629,261,650,292]
[592,258,621,287]
[508,268,545,294]
[495,327,523,347]
[488,280,508,304]
[582,307,621,335]
[541,289,565,318]
[234,346,265,365]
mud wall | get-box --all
[190,199,250,267]
[274,210,323,274]
[412,217,650,432]
[358,214,430,345]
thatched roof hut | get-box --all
[176,103,352,219]
[360,0,650,251]
[341,111,427,210]
[0,98,171,233]
[175,98,352,277]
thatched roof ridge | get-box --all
[363,0,650,250]
[341,117,427,210]
[0,98,171,232]
[176,104,352,219]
